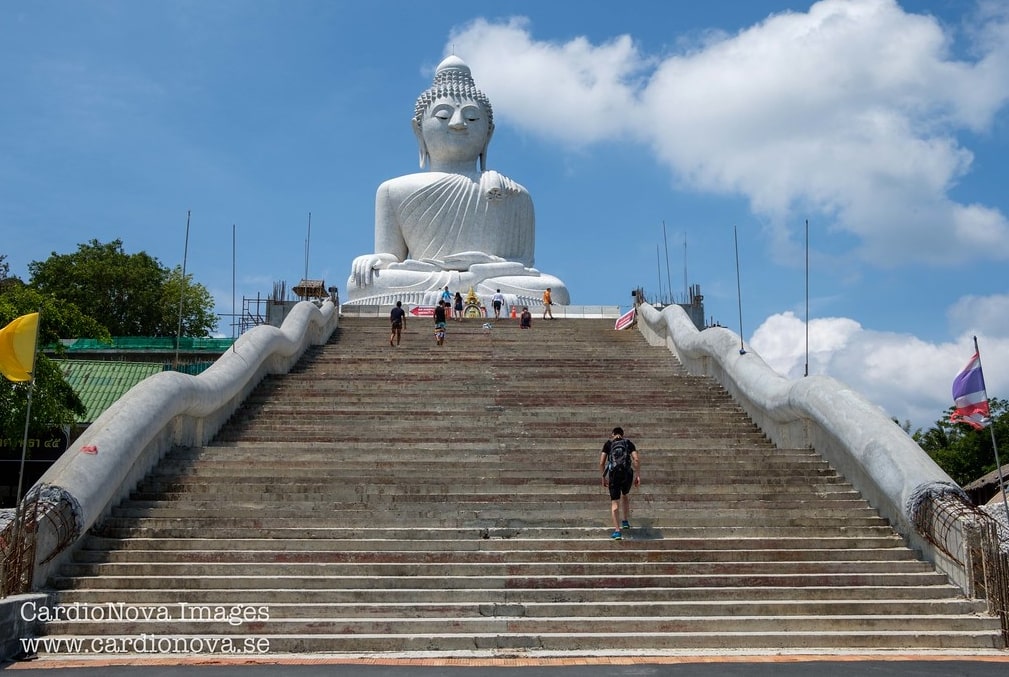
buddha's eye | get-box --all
[462,105,481,122]
[431,103,454,121]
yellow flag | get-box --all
[0,312,40,382]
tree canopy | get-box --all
[159,266,219,338]
[0,355,86,452]
[0,281,97,447]
[913,398,1008,488]
[0,280,111,346]
[3,239,218,454]
[0,254,16,295]
[28,239,217,337]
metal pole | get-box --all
[734,225,746,355]
[14,381,37,510]
[662,221,673,303]
[304,212,312,283]
[11,311,42,595]
[974,336,1009,519]
[986,425,1008,522]
[805,219,809,378]
[174,210,191,369]
[655,245,663,303]
[683,234,688,305]
[232,224,237,346]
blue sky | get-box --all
[2,0,1008,432]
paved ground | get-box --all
[4,655,1009,675]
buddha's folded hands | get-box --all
[439,251,507,269]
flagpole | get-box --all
[974,336,1009,520]
[14,374,37,511]
[11,311,42,595]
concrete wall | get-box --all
[635,302,967,586]
[0,593,51,660]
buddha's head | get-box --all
[413,56,495,171]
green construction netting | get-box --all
[63,337,235,351]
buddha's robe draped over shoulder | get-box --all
[397,171,533,268]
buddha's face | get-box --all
[419,96,491,165]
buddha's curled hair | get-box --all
[414,57,494,131]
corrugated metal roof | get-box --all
[55,360,165,424]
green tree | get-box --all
[0,283,99,450]
[0,280,111,347]
[28,239,217,337]
[0,253,16,293]
[159,266,219,338]
[0,356,86,453]
[914,398,1009,486]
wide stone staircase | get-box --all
[38,316,1005,655]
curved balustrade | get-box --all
[635,301,980,591]
[15,300,339,591]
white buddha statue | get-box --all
[346,55,569,307]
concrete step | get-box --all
[71,547,920,565]
[34,599,991,619]
[40,613,1001,636]
[95,513,892,529]
[58,558,940,580]
[32,629,1004,652]
[78,535,910,552]
[87,524,900,540]
[52,584,972,604]
[128,484,856,499]
[52,570,952,591]
[107,498,876,513]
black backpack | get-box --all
[606,438,632,478]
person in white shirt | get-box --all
[491,289,506,319]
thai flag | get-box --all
[614,308,636,331]
[950,351,991,429]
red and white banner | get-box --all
[409,306,436,317]
[614,308,636,330]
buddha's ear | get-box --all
[479,123,495,172]
[412,119,429,169]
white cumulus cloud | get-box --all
[447,17,647,145]
[447,0,1009,268]
[750,308,1009,430]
